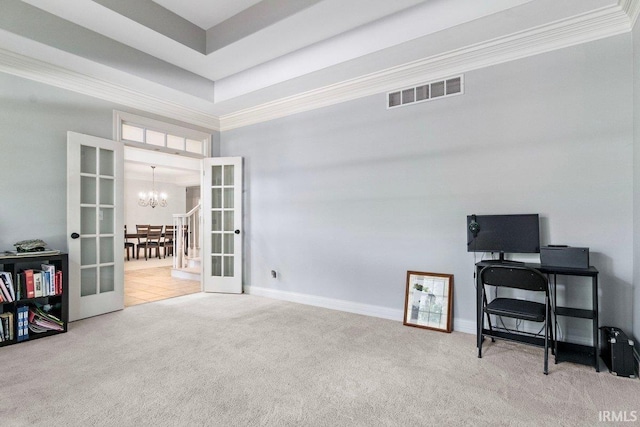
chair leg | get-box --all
[544,300,549,375]
[548,304,555,356]
[544,323,549,375]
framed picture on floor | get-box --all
[403,271,453,333]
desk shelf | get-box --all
[476,261,600,372]
[555,341,596,366]
[555,307,595,319]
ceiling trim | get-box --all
[0,47,220,131]
[218,3,631,130]
[620,0,640,26]
[0,2,634,133]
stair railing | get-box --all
[172,203,201,269]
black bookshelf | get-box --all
[0,253,68,346]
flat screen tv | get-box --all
[466,214,540,261]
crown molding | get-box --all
[219,4,630,131]
[619,0,640,27]
[0,3,634,133]
[0,48,220,131]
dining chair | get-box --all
[124,225,135,261]
[135,224,150,260]
[161,225,175,258]
[140,225,164,260]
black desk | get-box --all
[476,261,599,371]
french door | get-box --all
[202,157,243,293]
[67,132,124,321]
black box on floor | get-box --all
[600,326,637,378]
[540,246,589,269]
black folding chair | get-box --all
[478,264,554,374]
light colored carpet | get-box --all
[0,293,637,426]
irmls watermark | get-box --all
[599,411,639,423]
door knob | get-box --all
[71,233,80,239]
[234,230,240,235]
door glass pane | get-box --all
[223,211,234,231]
[212,189,222,209]
[224,256,234,277]
[211,211,222,232]
[81,237,97,265]
[100,208,114,234]
[81,267,97,296]
[224,165,234,185]
[223,234,234,255]
[211,256,222,276]
[81,176,97,204]
[212,234,222,254]
[212,166,222,186]
[81,207,96,235]
[81,145,96,174]
[100,178,114,205]
[224,188,234,209]
[100,237,114,263]
[99,149,114,177]
[100,265,114,293]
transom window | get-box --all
[114,111,211,158]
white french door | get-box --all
[202,157,243,293]
[67,132,124,321]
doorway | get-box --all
[123,147,202,307]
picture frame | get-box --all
[403,271,453,333]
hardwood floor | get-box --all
[125,265,201,307]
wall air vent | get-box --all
[387,75,463,109]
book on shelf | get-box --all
[55,271,62,295]
[16,273,21,300]
[33,271,43,298]
[23,270,35,299]
[0,272,15,301]
[17,306,28,342]
[0,312,14,342]
[0,272,15,302]
[41,264,57,296]
[28,306,63,332]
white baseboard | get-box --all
[453,318,476,335]
[246,285,475,334]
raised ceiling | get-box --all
[0,0,637,130]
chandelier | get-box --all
[138,166,168,208]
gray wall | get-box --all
[124,178,187,232]
[221,34,635,338]
[0,29,636,340]
[0,73,117,251]
[0,72,216,252]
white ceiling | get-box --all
[151,0,263,30]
